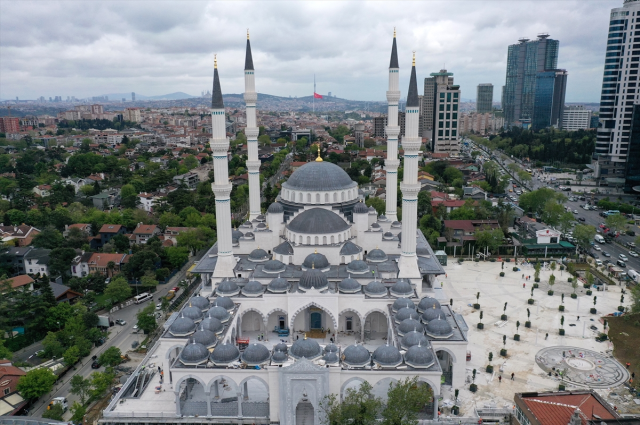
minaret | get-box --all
[210,56,235,276]
[385,29,400,222]
[398,52,422,279]
[244,30,261,221]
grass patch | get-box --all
[372,145,387,151]
[607,313,640,389]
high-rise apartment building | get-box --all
[373,116,387,137]
[0,117,19,133]
[563,105,592,131]
[476,84,494,113]
[503,34,561,128]
[595,0,640,187]
[532,69,568,130]
[430,69,460,154]
[423,74,453,141]
[132,92,136,102]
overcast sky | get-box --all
[0,0,619,103]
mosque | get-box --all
[100,32,469,425]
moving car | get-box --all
[619,254,629,261]
[618,260,627,268]
[602,251,611,257]
[630,251,639,257]
[115,319,126,326]
[91,360,100,369]
[594,245,601,251]
[578,217,586,222]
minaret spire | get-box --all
[244,33,261,220]
[385,29,401,222]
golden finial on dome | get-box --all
[315,144,323,162]
[394,27,396,38]
[312,262,315,269]
[412,51,416,66]
[304,333,307,340]
[314,249,317,254]
[247,29,250,40]
[214,54,217,69]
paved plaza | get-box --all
[438,259,639,417]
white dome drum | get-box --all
[281,161,358,206]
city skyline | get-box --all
[0,1,616,102]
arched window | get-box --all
[316,193,320,203]
[323,236,327,245]
[298,192,303,202]
[315,236,319,245]
[331,235,335,244]
[341,191,345,201]
[307,193,311,203]
[341,256,345,264]
[298,235,302,244]
[334,193,337,202]
[307,236,311,244]
[339,234,342,243]
[325,193,329,202]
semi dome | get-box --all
[241,343,270,366]
[248,248,270,262]
[404,344,436,369]
[367,248,388,263]
[283,161,356,192]
[299,268,328,291]
[392,297,415,312]
[364,280,387,297]
[267,202,284,213]
[267,276,290,293]
[232,229,244,240]
[243,232,255,239]
[368,206,376,214]
[201,315,224,334]
[189,296,210,312]
[216,280,240,297]
[353,202,369,214]
[271,350,288,364]
[169,315,196,336]
[211,296,234,311]
[207,306,231,323]
[256,214,266,222]
[274,342,288,353]
[303,252,330,270]
[401,330,429,350]
[395,307,420,323]
[421,306,444,324]
[417,297,441,313]
[192,326,217,348]
[346,259,369,274]
[323,352,339,365]
[426,317,454,339]
[383,232,394,240]
[340,241,362,256]
[342,344,370,367]
[338,277,361,293]
[241,221,252,229]
[372,344,402,367]
[324,343,339,353]
[242,280,264,296]
[182,305,204,323]
[210,342,240,366]
[263,259,287,274]
[390,279,413,297]
[287,208,350,234]
[290,337,322,360]
[398,318,424,336]
[180,341,209,366]
[274,241,294,255]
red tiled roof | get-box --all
[521,393,616,425]
[2,274,34,289]
[87,253,129,268]
[432,200,466,208]
[0,365,26,379]
[133,224,159,235]
[68,223,90,231]
[99,224,123,233]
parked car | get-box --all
[115,319,126,326]
[91,360,100,369]
[578,217,586,222]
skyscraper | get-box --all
[503,34,560,128]
[131,92,136,101]
[596,0,640,187]
[532,69,568,130]
[476,84,494,113]
[422,76,437,138]
[429,70,460,154]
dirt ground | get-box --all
[607,313,640,389]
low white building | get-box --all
[536,228,561,244]
[562,106,592,131]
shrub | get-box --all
[474,258,480,262]
[512,266,519,272]
[559,384,566,391]
[525,321,531,328]
[514,334,520,341]
[452,406,460,415]
[618,306,625,312]
[486,365,494,373]
[469,383,478,392]
[548,290,554,296]
[559,329,565,336]
[500,349,507,357]
[586,290,593,296]
[528,299,534,305]
[596,332,608,342]
[500,272,505,277]
[473,303,481,309]
[490,259,496,262]
[583,283,591,289]
[590,308,597,314]
[535,278,540,282]
[568,278,573,282]
[570,293,577,299]
[533,283,539,288]
[501,314,507,321]
[477,323,484,329]
[559,305,565,312]
[560,265,565,271]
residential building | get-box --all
[0,361,28,415]
[5,247,32,275]
[164,227,197,246]
[0,274,35,292]
[513,390,619,425]
[133,224,161,244]
[563,105,592,131]
[71,252,93,278]
[476,84,494,114]
[32,185,51,197]
[0,117,19,134]
[138,192,165,212]
[460,113,504,135]
[173,172,200,190]
[503,34,561,128]
[24,248,50,276]
[63,223,92,237]
[431,70,461,154]
[64,177,88,193]
[595,0,640,186]
[0,225,40,247]
[86,252,129,276]
[93,224,127,249]
[373,116,387,138]
[91,191,121,210]
[124,108,142,123]
[532,69,568,130]
[462,186,487,200]
[49,282,82,303]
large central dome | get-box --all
[283,161,356,191]
[287,208,350,234]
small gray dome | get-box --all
[248,248,270,262]
[398,318,424,336]
[426,317,454,339]
[417,297,441,313]
[182,305,204,322]
[210,342,240,366]
[324,343,338,353]
[207,306,231,323]
[340,241,362,256]
[232,229,244,240]
[267,276,290,293]
[342,344,370,367]
[346,259,369,274]
[392,297,415,312]
[368,206,376,213]
[241,221,252,228]
[271,350,288,364]
[390,279,413,297]
[383,232,394,240]
[243,232,255,239]
[323,352,339,364]
[263,259,286,274]
[395,307,420,323]
[338,277,361,293]
[378,214,388,221]
[268,202,284,213]
[242,280,264,296]
[217,280,240,296]
[169,315,196,336]
[274,342,288,353]
[192,326,217,348]
[212,296,234,311]
[353,202,369,214]
[421,306,443,324]
[364,280,387,297]
[256,222,267,229]
[242,343,270,366]
[180,341,209,365]
[371,222,381,229]
[372,344,402,367]
[367,248,388,263]
[256,214,266,222]
[404,344,435,369]
[189,296,210,311]
[201,315,224,334]
[299,268,328,291]
[290,337,322,360]
[391,221,401,228]
[303,252,329,270]
[401,330,429,350]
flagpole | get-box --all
[313,74,316,114]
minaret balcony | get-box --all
[386,91,401,102]
[244,92,258,103]
[245,128,259,138]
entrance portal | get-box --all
[310,312,322,329]
[296,401,314,425]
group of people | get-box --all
[497,373,516,383]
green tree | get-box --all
[32,225,65,249]
[63,345,81,366]
[140,271,158,292]
[48,247,77,280]
[164,246,190,269]
[42,403,64,420]
[137,303,157,334]
[534,261,541,281]
[90,369,115,398]
[104,277,132,304]
[177,227,214,255]
[605,213,628,235]
[112,233,131,253]
[66,227,90,249]
[258,134,271,147]
[541,200,565,227]
[16,367,57,399]
[99,346,122,367]
[70,375,92,404]
[365,197,386,216]
[0,339,12,360]
[320,380,380,425]
[381,377,434,425]
[70,401,87,423]
[159,212,183,228]
[574,224,596,255]
[474,227,504,254]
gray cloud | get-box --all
[0,0,616,102]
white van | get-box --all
[628,269,640,283]
[594,235,605,244]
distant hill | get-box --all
[100,92,197,101]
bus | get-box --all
[604,210,620,217]
[134,292,153,304]
[526,168,532,174]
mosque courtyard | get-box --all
[438,259,639,418]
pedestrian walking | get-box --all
[498,375,502,383]
[511,373,515,381]
[523,283,526,289]
[522,274,524,279]
[577,316,580,321]
[545,333,549,340]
